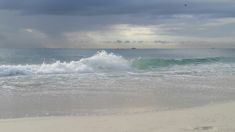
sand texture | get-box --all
[0,102,235,132]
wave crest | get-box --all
[0,51,130,77]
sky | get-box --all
[0,0,235,48]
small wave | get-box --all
[131,57,222,69]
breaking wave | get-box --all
[0,50,227,77]
[0,51,130,77]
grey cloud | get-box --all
[0,34,6,40]
[1,0,235,36]
[0,0,235,48]
[0,0,234,17]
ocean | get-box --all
[0,48,235,118]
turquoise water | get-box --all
[0,49,235,118]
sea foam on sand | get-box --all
[0,101,235,132]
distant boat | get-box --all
[131,48,137,50]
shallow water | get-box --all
[0,49,235,118]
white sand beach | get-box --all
[0,101,235,132]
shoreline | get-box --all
[0,101,235,132]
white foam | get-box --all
[0,51,130,77]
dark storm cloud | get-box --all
[0,0,234,17]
